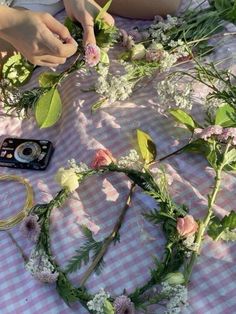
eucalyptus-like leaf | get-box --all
[215,103,236,127]
[38,72,60,87]
[35,87,62,128]
[137,129,157,166]
[2,53,34,86]
[169,109,199,132]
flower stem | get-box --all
[6,231,28,263]
[80,183,136,286]
[184,142,231,283]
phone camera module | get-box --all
[14,142,41,163]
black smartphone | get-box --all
[0,138,54,170]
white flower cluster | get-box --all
[26,248,59,284]
[156,76,192,111]
[183,234,199,253]
[68,159,89,173]
[87,289,110,314]
[161,282,188,314]
[118,149,142,169]
[148,15,180,43]
[95,72,134,103]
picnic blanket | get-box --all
[0,1,236,313]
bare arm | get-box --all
[0,5,77,67]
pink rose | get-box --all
[92,149,116,169]
[85,44,101,67]
[177,215,198,237]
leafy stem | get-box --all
[184,142,231,283]
[80,182,136,286]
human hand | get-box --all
[0,8,78,67]
[63,0,114,46]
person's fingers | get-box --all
[103,12,115,26]
[42,13,71,41]
[39,55,67,65]
[42,26,78,58]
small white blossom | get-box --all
[26,248,59,284]
[183,234,199,252]
[68,159,89,173]
[87,289,110,314]
[118,149,142,169]
[156,77,192,111]
[161,282,188,314]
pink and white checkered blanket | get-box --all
[1,3,236,313]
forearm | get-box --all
[95,0,181,19]
[0,6,17,38]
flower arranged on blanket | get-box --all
[85,44,101,67]
[92,149,116,169]
[20,215,41,242]
[160,282,188,314]
[26,248,59,284]
[194,125,223,141]
[114,295,135,314]
[87,289,111,314]
[177,215,198,237]
[55,167,79,192]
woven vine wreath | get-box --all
[20,144,197,314]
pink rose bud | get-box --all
[85,44,101,67]
[177,215,198,237]
[92,149,116,169]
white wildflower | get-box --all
[183,234,199,252]
[87,289,110,314]
[161,282,188,314]
[68,159,89,173]
[156,77,192,110]
[118,149,142,169]
[95,73,134,103]
[26,248,59,284]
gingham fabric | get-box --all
[0,3,236,314]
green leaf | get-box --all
[35,87,62,128]
[103,300,115,314]
[95,0,112,23]
[2,53,34,87]
[223,148,236,168]
[215,103,236,127]
[100,49,110,64]
[169,109,199,132]
[184,139,219,169]
[64,226,104,274]
[137,129,157,165]
[56,273,80,304]
[64,17,83,43]
[38,72,60,87]
[208,211,236,241]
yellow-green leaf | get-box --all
[215,103,236,127]
[95,0,112,23]
[137,129,157,165]
[38,72,60,87]
[169,109,198,132]
[35,87,62,128]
